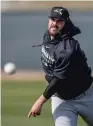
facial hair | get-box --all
[48,25,60,36]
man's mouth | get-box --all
[51,26,58,29]
[51,27,58,31]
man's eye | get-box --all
[51,18,62,23]
[51,18,55,21]
[57,20,62,23]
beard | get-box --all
[48,25,60,36]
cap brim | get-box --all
[48,16,65,21]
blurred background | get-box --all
[1,1,93,126]
[1,1,93,77]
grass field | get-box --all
[1,80,87,126]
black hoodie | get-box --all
[41,19,92,100]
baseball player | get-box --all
[28,7,93,126]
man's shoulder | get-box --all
[58,37,79,51]
[68,38,79,49]
[55,37,80,59]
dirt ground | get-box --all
[1,70,45,81]
[1,70,93,81]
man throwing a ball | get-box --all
[28,7,93,126]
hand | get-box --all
[28,100,42,117]
[28,95,47,118]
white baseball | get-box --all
[4,62,16,74]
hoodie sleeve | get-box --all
[43,77,61,99]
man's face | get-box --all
[48,18,65,36]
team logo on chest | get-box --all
[41,45,55,67]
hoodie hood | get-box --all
[60,18,81,38]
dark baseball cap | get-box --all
[49,7,69,21]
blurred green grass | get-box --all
[1,80,87,126]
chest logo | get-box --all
[41,45,55,67]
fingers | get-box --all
[28,111,36,118]
[28,111,32,118]
[28,110,41,118]
[28,102,42,118]
[31,111,36,117]
[36,112,41,115]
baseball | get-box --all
[4,62,16,75]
